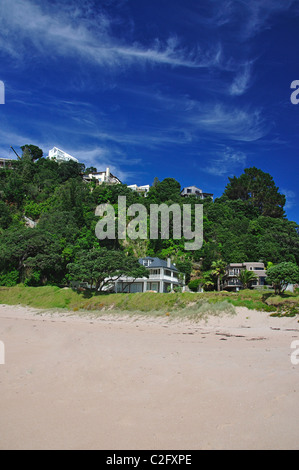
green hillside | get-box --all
[0,145,299,292]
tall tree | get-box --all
[223,167,286,218]
[21,145,43,161]
[147,178,181,204]
[67,248,148,291]
[211,259,226,291]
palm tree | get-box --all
[211,260,227,292]
[237,269,258,289]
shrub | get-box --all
[0,269,19,287]
[188,279,202,292]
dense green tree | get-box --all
[223,167,286,218]
[21,145,43,161]
[0,227,64,284]
[0,201,12,229]
[266,262,299,294]
[175,259,192,284]
[67,247,148,291]
[146,177,181,204]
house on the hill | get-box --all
[83,167,121,185]
[111,257,185,293]
[181,185,213,200]
[127,184,150,196]
[47,147,79,164]
[0,158,16,169]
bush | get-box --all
[24,271,42,287]
[188,279,202,292]
[0,269,19,287]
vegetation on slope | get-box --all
[0,145,298,297]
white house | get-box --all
[0,158,15,169]
[181,185,213,200]
[127,184,150,196]
[83,167,121,185]
[47,147,79,164]
[112,257,185,293]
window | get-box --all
[165,269,172,276]
[146,282,159,292]
[187,189,191,193]
[229,269,240,276]
[130,283,143,293]
[150,269,160,275]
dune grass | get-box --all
[1,285,299,319]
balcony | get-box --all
[148,274,178,282]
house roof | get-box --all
[138,257,178,271]
[181,186,202,192]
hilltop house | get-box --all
[83,167,121,185]
[127,184,150,196]
[111,257,185,293]
[181,185,213,200]
[0,158,15,169]
[47,147,79,164]
[221,262,267,291]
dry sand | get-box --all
[0,303,299,450]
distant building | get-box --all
[127,184,150,196]
[83,167,121,185]
[181,185,213,200]
[221,262,267,291]
[0,158,15,169]
[47,147,79,164]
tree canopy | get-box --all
[266,262,299,294]
[223,167,286,218]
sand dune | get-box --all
[0,304,299,450]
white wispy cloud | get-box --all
[229,62,253,96]
[281,188,296,210]
[241,0,298,39]
[67,146,138,183]
[0,0,222,71]
[202,147,247,177]
[194,0,299,40]
[189,103,268,142]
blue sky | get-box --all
[0,0,299,222]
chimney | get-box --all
[167,258,171,268]
[106,167,110,180]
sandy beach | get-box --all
[1,303,299,450]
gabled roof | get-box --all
[138,257,178,271]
